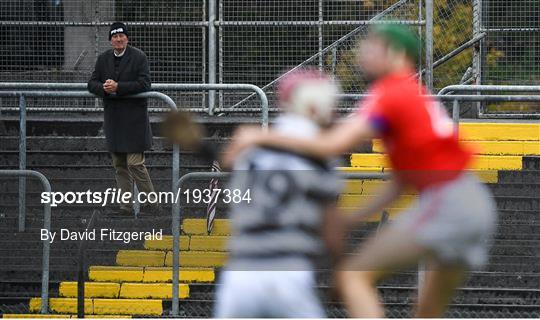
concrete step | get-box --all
[373,139,540,155]
[186,283,540,305]
[498,170,540,183]
[0,165,211,180]
[175,298,540,318]
[1,116,250,137]
[0,216,173,231]
[458,123,540,141]
[0,136,229,152]
[350,154,526,170]
[523,156,540,170]
[56,282,190,299]
[27,297,163,316]
[1,254,116,267]
[0,206,212,222]
[0,151,211,167]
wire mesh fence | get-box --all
[480,0,540,114]
[0,1,538,114]
[218,0,425,110]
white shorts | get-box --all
[214,270,325,318]
[393,173,497,268]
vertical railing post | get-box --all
[39,174,52,314]
[418,0,423,87]
[452,99,460,136]
[472,0,482,84]
[218,0,224,110]
[318,0,323,70]
[133,185,140,217]
[425,0,434,91]
[473,0,483,115]
[208,0,217,115]
[201,0,207,110]
[171,143,180,317]
[18,94,27,232]
[331,48,337,76]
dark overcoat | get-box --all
[87,45,152,153]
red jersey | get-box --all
[357,71,473,190]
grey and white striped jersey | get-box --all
[226,115,342,270]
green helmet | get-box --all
[371,23,421,62]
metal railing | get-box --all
[170,171,388,316]
[0,90,179,231]
[0,82,269,230]
[336,92,540,128]
[0,83,269,127]
[77,210,100,318]
[0,170,52,314]
[438,85,540,118]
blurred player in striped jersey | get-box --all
[224,24,496,317]
[214,69,344,318]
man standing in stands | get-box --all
[88,22,158,216]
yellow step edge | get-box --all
[144,267,215,283]
[80,316,132,318]
[116,250,165,267]
[144,236,189,251]
[373,140,540,155]
[165,250,227,267]
[339,194,416,208]
[2,315,131,319]
[59,282,120,298]
[459,123,540,141]
[350,154,522,170]
[182,219,230,235]
[143,267,215,283]
[343,180,418,195]
[462,141,540,155]
[89,266,215,283]
[92,299,162,316]
[29,298,92,315]
[2,315,72,318]
[523,142,540,154]
[89,266,143,282]
[349,154,388,168]
[119,283,189,299]
[336,166,384,172]
[146,235,228,252]
[189,235,228,252]
[470,155,523,170]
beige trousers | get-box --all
[111,152,155,210]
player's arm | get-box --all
[322,203,346,266]
[347,177,405,224]
[224,117,376,166]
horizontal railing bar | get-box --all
[0,21,208,27]
[0,91,177,110]
[0,107,206,113]
[216,20,425,26]
[481,27,540,32]
[439,85,540,95]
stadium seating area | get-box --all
[0,118,539,317]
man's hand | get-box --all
[222,125,265,168]
[103,79,118,93]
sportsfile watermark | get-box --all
[40,187,251,207]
